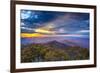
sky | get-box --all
[20,9,90,40]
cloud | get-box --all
[21,22,25,26]
[21,10,33,19]
[21,10,89,38]
[41,34,84,37]
[54,28,67,34]
[21,33,87,38]
[76,30,89,33]
[21,27,35,31]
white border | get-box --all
[16,5,94,69]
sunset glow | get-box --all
[21,33,44,38]
[35,28,55,34]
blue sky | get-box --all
[20,9,90,38]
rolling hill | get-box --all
[21,40,89,63]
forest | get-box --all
[21,41,89,63]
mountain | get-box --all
[21,40,70,49]
[61,38,89,48]
[61,40,78,47]
[21,37,89,48]
[21,40,89,62]
[44,40,70,49]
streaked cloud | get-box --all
[77,30,89,33]
[21,27,34,31]
[21,10,90,38]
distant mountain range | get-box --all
[60,39,89,48]
[21,37,89,49]
[21,39,89,62]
